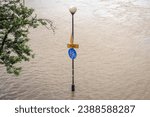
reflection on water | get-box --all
[0,0,150,99]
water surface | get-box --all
[0,0,150,99]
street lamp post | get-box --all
[69,6,77,91]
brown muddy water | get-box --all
[0,0,150,99]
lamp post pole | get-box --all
[72,14,75,91]
[69,7,77,91]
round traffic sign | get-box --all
[68,48,77,60]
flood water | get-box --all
[0,0,150,99]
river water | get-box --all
[0,0,150,99]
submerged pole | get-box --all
[69,6,77,91]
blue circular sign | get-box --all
[68,48,77,60]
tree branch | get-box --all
[0,26,14,54]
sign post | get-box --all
[68,6,79,91]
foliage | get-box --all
[0,0,55,75]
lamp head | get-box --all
[69,6,77,15]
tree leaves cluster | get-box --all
[0,0,55,75]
